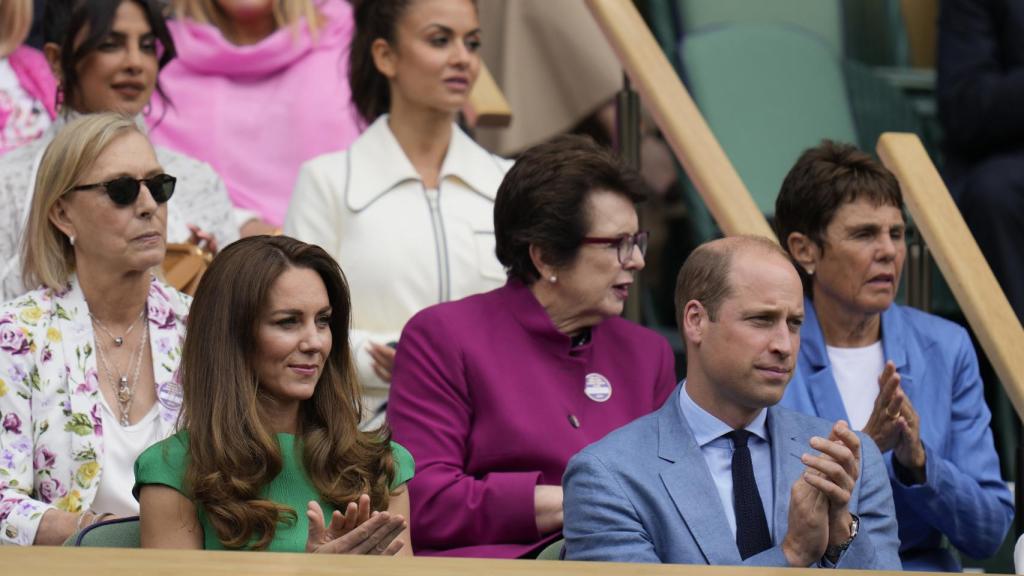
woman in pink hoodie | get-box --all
[147,0,360,233]
[0,0,57,154]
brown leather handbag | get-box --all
[161,243,212,296]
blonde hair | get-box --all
[173,0,323,41]
[22,113,143,291]
[0,0,33,58]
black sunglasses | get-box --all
[65,174,177,206]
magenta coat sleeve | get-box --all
[388,308,543,551]
[652,337,677,408]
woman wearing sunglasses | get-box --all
[387,135,676,558]
[0,0,240,302]
[0,113,191,546]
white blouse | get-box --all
[826,341,885,430]
[89,397,162,516]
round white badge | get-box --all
[584,373,612,402]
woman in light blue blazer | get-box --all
[775,140,1013,572]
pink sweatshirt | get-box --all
[147,0,360,226]
[1,47,57,154]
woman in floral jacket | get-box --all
[0,113,190,545]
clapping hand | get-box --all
[861,362,904,452]
[306,495,407,555]
[802,421,860,549]
[860,362,926,479]
[782,472,830,566]
[368,342,397,382]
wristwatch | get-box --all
[824,514,860,564]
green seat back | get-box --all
[536,538,564,561]
[66,516,141,548]
[679,0,842,56]
[681,24,858,214]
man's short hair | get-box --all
[674,236,790,328]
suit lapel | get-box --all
[802,300,850,423]
[768,406,807,544]
[657,394,742,565]
[880,306,915,405]
[144,279,185,435]
[56,279,103,511]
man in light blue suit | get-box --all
[563,236,901,568]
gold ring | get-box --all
[884,406,896,419]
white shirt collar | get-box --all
[345,114,506,211]
[680,380,769,447]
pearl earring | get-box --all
[549,275,557,284]
[69,235,75,246]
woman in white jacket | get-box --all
[285,0,509,426]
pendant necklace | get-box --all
[89,307,145,347]
[94,318,149,426]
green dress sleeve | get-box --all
[133,430,191,500]
[389,441,415,491]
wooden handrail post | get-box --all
[877,132,1024,420]
[464,64,512,129]
[585,0,775,240]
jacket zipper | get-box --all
[425,185,451,302]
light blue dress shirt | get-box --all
[679,381,774,541]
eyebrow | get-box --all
[421,24,481,36]
[96,166,164,181]
[269,306,333,315]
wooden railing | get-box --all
[464,64,513,128]
[877,133,1024,418]
[584,0,775,240]
[0,546,905,576]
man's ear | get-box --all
[371,37,397,80]
[681,300,708,346]
[786,231,819,276]
[528,244,556,283]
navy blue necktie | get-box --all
[728,429,772,560]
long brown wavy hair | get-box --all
[179,236,396,550]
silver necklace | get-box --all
[94,320,149,426]
[89,307,145,347]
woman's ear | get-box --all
[48,197,76,241]
[43,43,63,84]
[786,231,819,276]
[371,37,397,80]
[528,244,556,283]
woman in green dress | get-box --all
[134,235,414,553]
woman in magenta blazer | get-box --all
[388,135,677,558]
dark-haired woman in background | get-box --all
[136,236,414,552]
[0,0,238,301]
[776,140,1012,571]
[148,0,358,233]
[387,135,676,558]
[285,0,510,426]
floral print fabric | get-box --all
[0,276,189,545]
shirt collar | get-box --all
[680,380,769,447]
[345,114,506,211]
